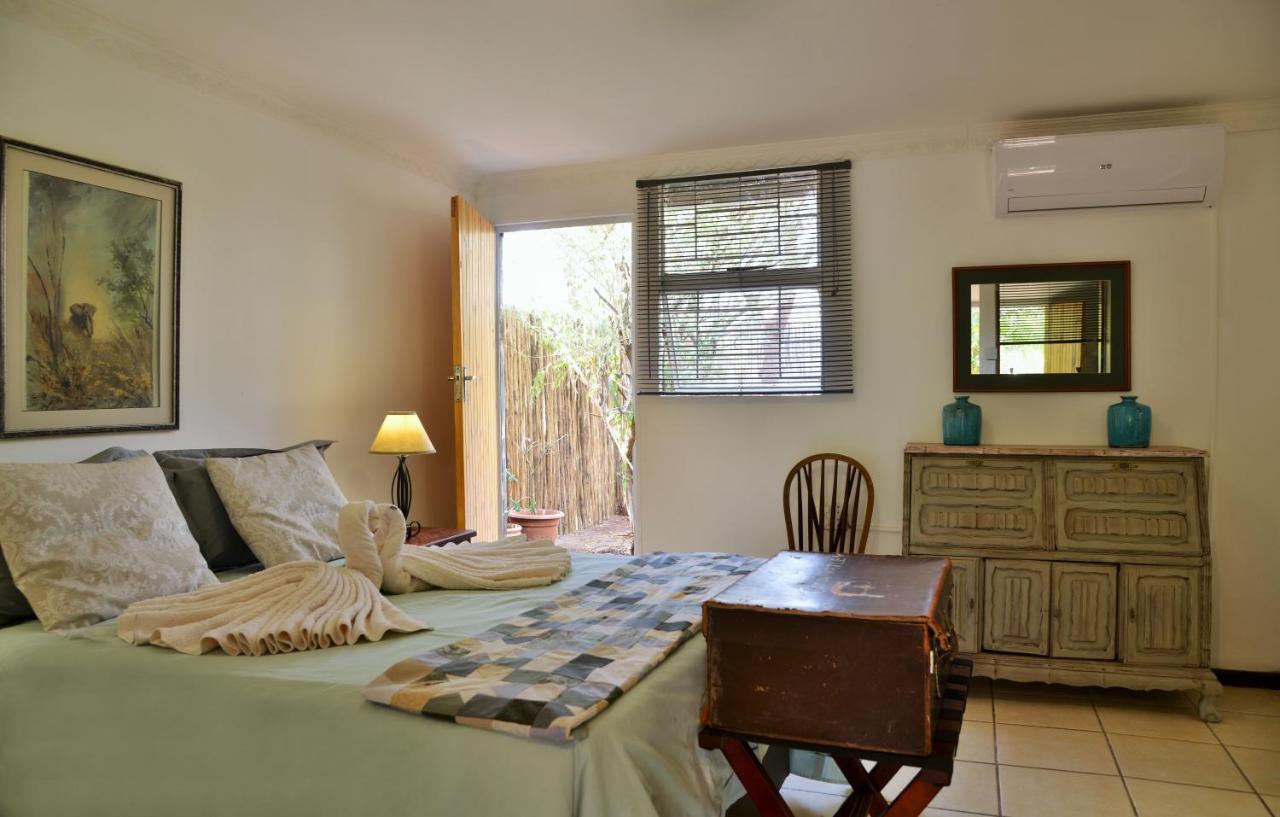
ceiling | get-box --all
[39,0,1280,176]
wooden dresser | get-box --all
[901,443,1222,721]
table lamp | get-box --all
[369,411,435,535]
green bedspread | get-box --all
[0,553,736,817]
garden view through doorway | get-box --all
[500,222,634,555]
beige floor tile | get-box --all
[1229,746,1280,796]
[782,787,844,817]
[1212,687,1280,717]
[957,721,996,763]
[1126,779,1272,817]
[1091,686,1197,711]
[781,775,852,797]
[1109,733,1250,790]
[999,765,1134,817]
[1212,713,1280,752]
[996,723,1118,774]
[1096,701,1218,742]
[1262,793,1280,815]
[995,679,1091,699]
[995,693,1102,731]
[928,760,999,815]
[965,693,995,723]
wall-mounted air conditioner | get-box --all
[992,124,1225,216]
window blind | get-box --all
[996,280,1106,346]
[634,161,852,395]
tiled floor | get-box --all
[778,679,1280,817]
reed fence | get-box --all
[502,310,625,534]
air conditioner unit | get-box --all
[992,124,1224,216]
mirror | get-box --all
[952,261,1130,392]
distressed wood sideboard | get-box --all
[902,443,1222,721]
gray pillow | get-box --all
[152,441,334,571]
[0,447,149,626]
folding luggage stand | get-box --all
[700,658,974,817]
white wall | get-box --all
[1212,129,1280,671]
[480,122,1280,671]
[0,19,459,523]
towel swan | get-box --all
[118,503,426,656]
[119,502,572,656]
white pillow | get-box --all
[206,445,346,567]
[0,456,216,631]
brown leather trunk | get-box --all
[704,551,954,757]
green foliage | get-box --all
[100,235,156,331]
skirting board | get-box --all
[1213,669,1280,689]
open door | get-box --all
[450,196,502,540]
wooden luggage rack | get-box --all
[700,657,974,817]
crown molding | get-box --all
[0,0,474,193]
[480,98,1280,193]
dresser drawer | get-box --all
[1053,459,1202,555]
[910,457,1045,549]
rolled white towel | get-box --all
[395,537,571,591]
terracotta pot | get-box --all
[505,523,523,539]
[508,509,565,543]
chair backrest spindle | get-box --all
[783,454,875,555]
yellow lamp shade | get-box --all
[369,411,435,455]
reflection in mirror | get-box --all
[969,280,1111,376]
[952,262,1129,392]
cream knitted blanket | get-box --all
[118,502,572,656]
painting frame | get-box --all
[0,137,180,438]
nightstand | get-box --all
[407,527,477,547]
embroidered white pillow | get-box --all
[0,456,216,632]
[206,446,346,567]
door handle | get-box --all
[448,364,475,402]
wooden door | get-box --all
[451,196,501,541]
[947,557,983,654]
[983,560,1050,655]
[1121,565,1201,666]
[1051,563,1117,659]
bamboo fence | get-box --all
[502,310,625,534]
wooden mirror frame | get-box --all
[952,261,1131,392]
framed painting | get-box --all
[0,138,179,437]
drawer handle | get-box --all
[966,460,985,467]
[1113,462,1137,470]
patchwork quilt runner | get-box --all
[363,551,762,742]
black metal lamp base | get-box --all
[390,455,421,540]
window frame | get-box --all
[635,161,852,397]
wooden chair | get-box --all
[783,453,875,554]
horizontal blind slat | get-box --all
[635,162,852,396]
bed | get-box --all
[0,553,740,817]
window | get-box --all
[634,161,852,395]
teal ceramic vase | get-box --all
[942,396,982,445]
[1107,395,1151,448]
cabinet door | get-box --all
[947,557,983,654]
[1121,566,1201,666]
[911,457,1045,549]
[1054,459,1202,555]
[1051,563,1117,660]
[983,560,1050,655]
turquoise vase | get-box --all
[1107,395,1151,448]
[942,396,982,445]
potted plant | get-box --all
[504,462,564,543]
[507,499,565,544]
